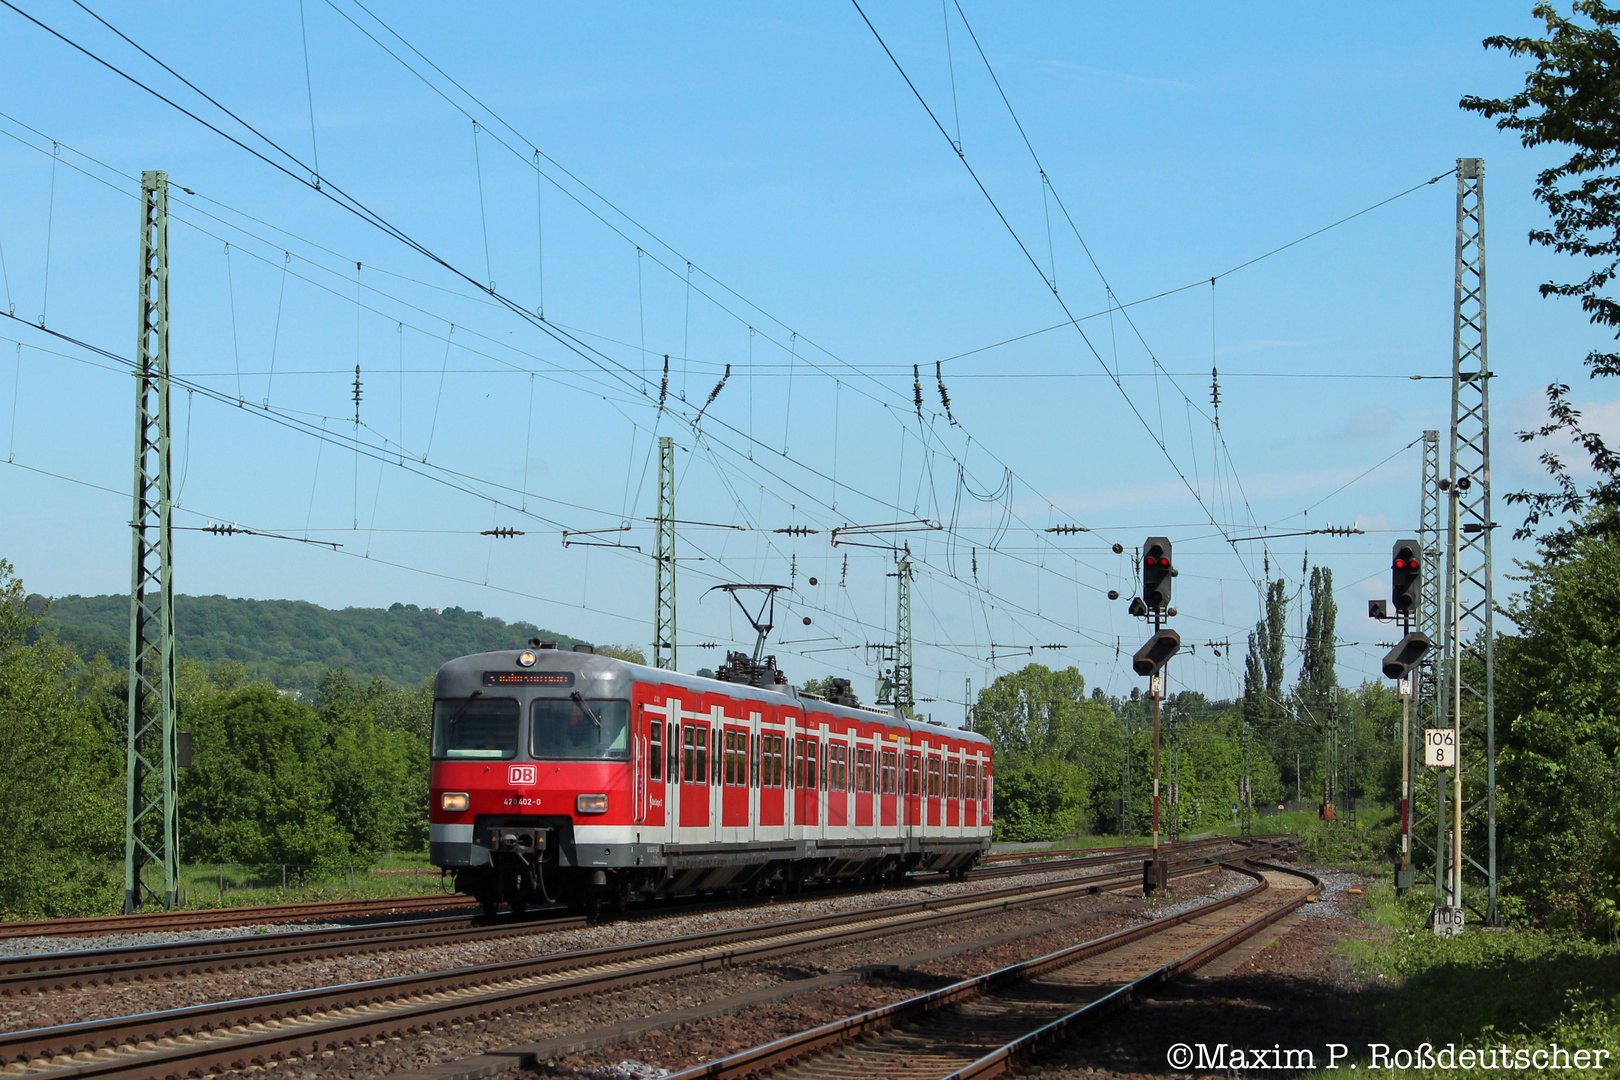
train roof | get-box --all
[435,647,991,748]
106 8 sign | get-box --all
[1423,727,1457,768]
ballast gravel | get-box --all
[0,862,1165,1034]
[177,874,1231,1080]
[0,922,354,959]
[191,870,1233,1080]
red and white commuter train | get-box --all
[429,643,994,915]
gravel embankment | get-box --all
[192,870,1232,1080]
[0,863,1149,1033]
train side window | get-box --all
[649,720,663,781]
[787,737,797,789]
[831,743,848,791]
[668,722,680,779]
[963,760,975,800]
[927,756,942,797]
[803,737,818,789]
[723,729,737,785]
[947,758,961,799]
[881,750,897,795]
[751,733,760,787]
[682,725,697,783]
[820,739,828,790]
[856,747,873,793]
[773,734,786,787]
[696,726,710,784]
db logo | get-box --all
[509,765,538,786]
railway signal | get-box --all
[1382,631,1432,680]
[1391,539,1420,613]
[1142,537,1173,611]
[1132,629,1181,676]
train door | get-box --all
[959,757,972,835]
[632,701,648,825]
[679,705,710,830]
[640,698,668,829]
[904,747,922,838]
[854,737,874,832]
[758,725,785,829]
[826,736,848,830]
[796,730,819,827]
[926,752,943,827]
[721,720,750,831]
[879,743,898,827]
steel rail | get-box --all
[0,847,1277,1080]
[0,837,1247,994]
[0,835,1241,942]
[944,859,1323,1080]
[0,893,473,940]
[660,856,1316,1080]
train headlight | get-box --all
[440,792,470,812]
[517,651,537,667]
[576,794,608,815]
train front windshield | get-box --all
[532,698,630,760]
[432,697,519,759]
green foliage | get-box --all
[971,663,1123,840]
[178,668,431,872]
[31,593,584,696]
[1298,565,1339,711]
[991,757,1088,842]
[1243,578,1289,724]
[1294,811,1398,866]
[0,561,121,917]
[594,644,647,664]
[1342,881,1620,1075]
[1493,524,1620,931]
[1462,2,1620,548]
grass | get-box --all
[1305,873,1620,1077]
[159,851,452,912]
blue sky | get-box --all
[0,1,1606,714]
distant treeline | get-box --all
[29,593,585,695]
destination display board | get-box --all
[482,671,576,687]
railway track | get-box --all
[0,837,1257,943]
[662,857,1319,1080]
[0,893,474,941]
[0,836,1250,996]
[0,844,1283,1080]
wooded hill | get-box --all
[28,593,585,693]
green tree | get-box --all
[1242,579,1290,724]
[595,643,647,664]
[1298,565,1338,709]
[1493,523,1620,929]
[179,683,352,871]
[0,561,121,916]
[1461,2,1620,549]
[971,664,1123,839]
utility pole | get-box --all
[1410,430,1442,897]
[125,170,178,913]
[1323,688,1339,820]
[653,436,676,670]
[892,547,914,714]
[1239,712,1253,837]
[1166,716,1181,844]
[1440,157,1498,925]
